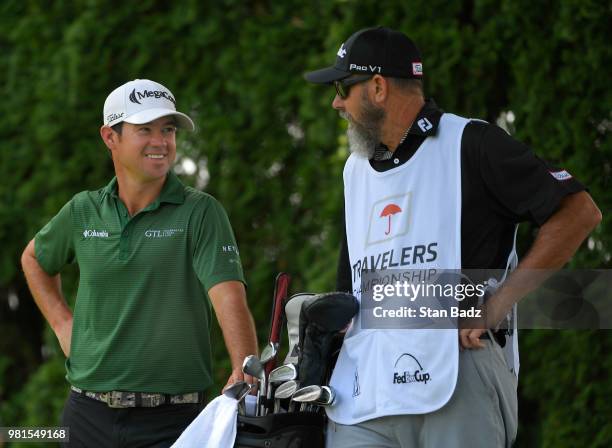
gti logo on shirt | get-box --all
[144,228,184,238]
[366,193,411,246]
[393,353,431,385]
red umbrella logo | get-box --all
[380,204,402,235]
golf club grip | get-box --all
[269,273,290,344]
[265,273,290,377]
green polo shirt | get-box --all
[35,171,245,394]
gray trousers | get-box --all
[326,339,518,448]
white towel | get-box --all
[171,394,238,448]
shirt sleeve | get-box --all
[34,200,76,275]
[466,121,585,226]
[192,196,246,292]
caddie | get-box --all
[304,27,601,447]
[21,79,258,447]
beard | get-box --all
[340,90,385,159]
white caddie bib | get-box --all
[327,113,470,424]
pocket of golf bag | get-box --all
[234,412,325,448]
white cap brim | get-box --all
[123,108,195,131]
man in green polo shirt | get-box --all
[21,79,258,447]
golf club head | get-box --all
[260,342,278,365]
[266,361,295,406]
[224,381,254,402]
[318,386,336,406]
[292,385,323,403]
[269,364,298,384]
[242,355,266,416]
[274,380,300,400]
[242,355,264,380]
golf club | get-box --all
[223,381,254,415]
[292,385,323,412]
[273,380,299,413]
[266,272,290,377]
[242,355,265,416]
[266,363,298,410]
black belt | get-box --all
[479,331,507,347]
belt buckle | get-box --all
[106,391,132,408]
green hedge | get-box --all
[1,1,609,446]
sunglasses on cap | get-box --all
[334,75,373,99]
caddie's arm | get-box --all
[209,280,259,391]
[460,191,602,349]
[21,239,73,356]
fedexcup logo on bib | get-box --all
[393,353,431,385]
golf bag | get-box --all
[234,412,325,447]
[234,277,358,448]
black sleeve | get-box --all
[336,204,352,293]
[464,121,586,226]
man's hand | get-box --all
[222,368,256,395]
[458,310,487,350]
[459,328,486,350]
[459,192,601,350]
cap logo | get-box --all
[129,88,176,105]
[107,112,124,123]
[349,63,382,74]
[412,62,423,76]
[337,43,347,58]
[549,170,572,181]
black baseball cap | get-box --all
[304,27,423,84]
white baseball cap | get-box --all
[103,79,195,131]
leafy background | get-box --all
[0,1,610,446]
